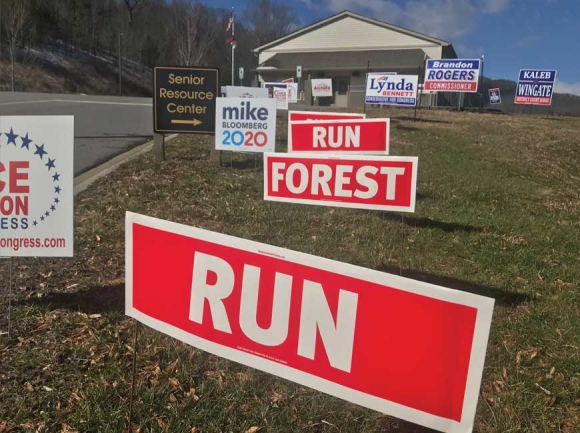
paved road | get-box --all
[0,92,153,176]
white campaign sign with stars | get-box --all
[0,116,74,257]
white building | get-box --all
[253,10,457,108]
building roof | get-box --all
[256,49,427,72]
[254,10,453,54]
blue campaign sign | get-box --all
[515,69,557,106]
[424,59,480,93]
[365,74,419,106]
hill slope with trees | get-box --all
[0,0,295,95]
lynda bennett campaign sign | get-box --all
[365,73,419,106]
[0,116,74,257]
[126,212,494,433]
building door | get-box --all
[333,77,350,108]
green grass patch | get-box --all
[1,109,579,432]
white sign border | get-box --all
[126,211,494,433]
[288,118,390,155]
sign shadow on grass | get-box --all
[378,264,532,307]
[15,284,125,316]
[382,213,482,233]
[391,116,452,124]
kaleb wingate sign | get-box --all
[154,66,219,134]
[514,69,557,106]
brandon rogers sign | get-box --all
[154,66,219,134]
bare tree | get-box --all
[171,1,217,66]
[5,0,30,92]
[244,0,297,47]
[123,0,142,24]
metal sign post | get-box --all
[297,66,302,100]
[1,258,13,338]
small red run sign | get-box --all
[126,212,494,433]
[287,111,365,148]
[289,119,390,154]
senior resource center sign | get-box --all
[0,116,74,257]
[154,66,219,134]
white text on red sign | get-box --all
[264,154,417,212]
[289,119,389,154]
[126,212,495,433]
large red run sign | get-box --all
[264,153,417,212]
[126,212,494,433]
[289,119,390,154]
[288,110,365,149]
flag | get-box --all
[225,8,234,43]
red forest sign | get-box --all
[126,212,494,433]
[264,153,417,212]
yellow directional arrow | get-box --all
[171,119,202,126]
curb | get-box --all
[73,134,178,195]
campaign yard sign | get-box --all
[514,69,557,106]
[311,79,333,97]
[365,74,419,106]
[289,119,390,155]
[264,83,289,110]
[287,111,365,150]
[264,154,417,212]
[126,212,494,433]
[489,88,501,105]
[215,98,277,153]
[286,83,299,104]
[424,59,481,93]
[224,86,269,99]
[0,116,74,257]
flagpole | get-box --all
[231,7,235,86]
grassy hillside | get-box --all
[1,109,579,432]
[0,45,152,96]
